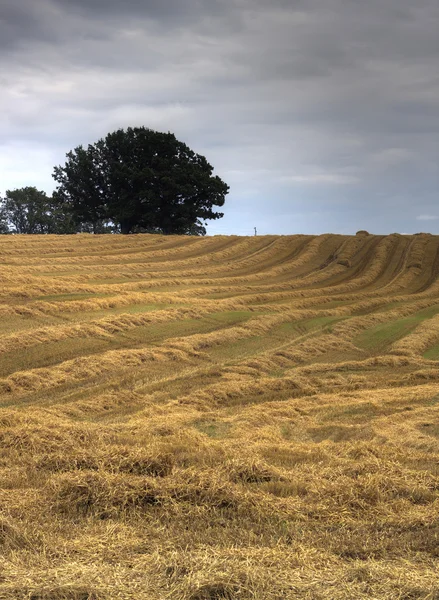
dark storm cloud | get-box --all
[0,1,58,50]
[1,0,438,234]
[53,0,221,23]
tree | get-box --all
[52,144,110,234]
[52,127,229,234]
[0,205,9,234]
[1,187,79,234]
[45,194,81,234]
[1,187,52,234]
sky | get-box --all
[1,0,438,236]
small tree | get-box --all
[53,127,229,234]
[1,187,52,234]
[1,187,78,234]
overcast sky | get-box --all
[1,0,438,235]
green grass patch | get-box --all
[379,301,439,315]
[0,314,70,335]
[209,316,346,363]
[209,335,281,361]
[105,302,173,315]
[269,368,287,378]
[355,306,439,352]
[320,402,379,422]
[193,419,232,439]
[356,319,419,351]
[424,344,439,360]
[418,422,439,439]
[280,423,297,440]
[0,311,254,378]
[210,310,255,324]
[415,304,439,319]
[35,292,110,302]
[63,303,174,323]
[278,315,345,335]
[91,310,254,347]
[0,337,114,377]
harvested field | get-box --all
[1,232,439,599]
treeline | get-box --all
[1,127,229,235]
[0,187,116,234]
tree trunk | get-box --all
[120,220,132,234]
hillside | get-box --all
[1,232,439,599]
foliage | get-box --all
[0,187,78,234]
[0,205,9,234]
[53,127,229,235]
[1,187,50,234]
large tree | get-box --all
[53,127,229,235]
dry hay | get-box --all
[0,232,439,599]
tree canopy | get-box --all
[0,187,77,234]
[52,127,229,235]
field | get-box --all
[1,231,439,599]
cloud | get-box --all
[416,215,439,221]
[278,173,360,185]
